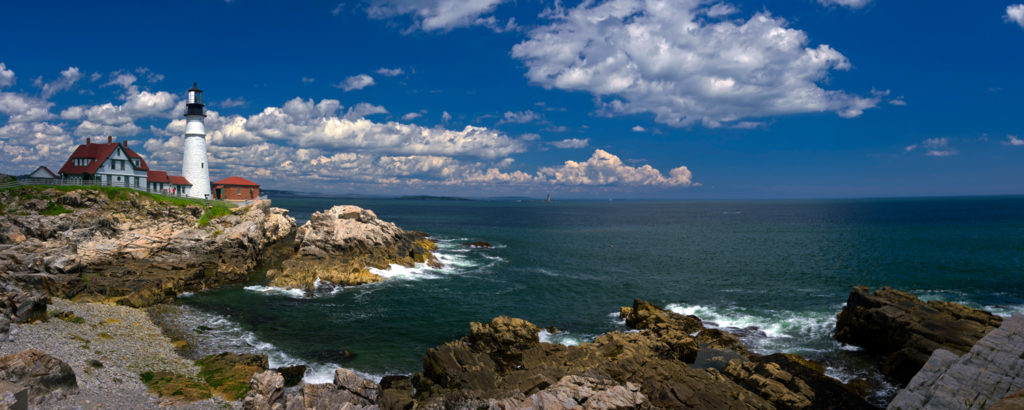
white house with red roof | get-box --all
[58,136,193,196]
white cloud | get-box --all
[0,92,54,122]
[441,111,451,122]
[219,97,247,108]
[550,138,589,149]
[0,63,14,88]
[498,110,541,124]
[332,2,345,15]
[366,0,510,32]
[302,77,316,83]
[343,102,388,119]
[631,125,646,132]
[538,149,694,186]
[817,0,872,9]
[134,67,164,83]
[888,98,907,106]
[104,71,138,90]
[402,112,423,120]
[337,74,375,91]
[705,3,738,17]
[375,67,405,77]
[911,137,957,157]
[1005,135,1024,146]
[39,67,83,98]
[511,0,879,128]
[1007,5,1024,28]
[0,121,75,172]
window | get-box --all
[237,187,241,195]
[201,162,204,169]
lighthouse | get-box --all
[182,83,211,199]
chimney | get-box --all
[122,141,127,147]
[86,137,91,144]
[107,136,112,144]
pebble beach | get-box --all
[0,299,236,409]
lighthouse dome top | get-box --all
[188,82,202,93]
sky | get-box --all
[1,0,1022,199]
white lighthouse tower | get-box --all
[182,83,211,199]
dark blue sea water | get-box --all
[156,195,1024,403]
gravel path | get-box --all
[0,299,238,409]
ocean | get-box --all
[149,195,1024,405]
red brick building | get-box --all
[212,176,260,201]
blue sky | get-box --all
[1,0,1022,198]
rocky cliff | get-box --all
[239,299,872,409]
[266,205,439,291]
[887,314,1024,409]
[0,187,296,307]
[833,286,1002,385]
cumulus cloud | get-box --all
[0,63,14,88]
[0,92,54,123]
[219,97,247,108]
[817,0,872,9]
[366,0,510,32]
[343,102,388,119]
[337,74,375,91]
[1005,135,1024,146]
[39,67,83,98]
[0,121,75,171]
[550,138,589,149]
[104,71,138,91]
[511,0,879,127]
[539,149,694,186]
[498,110,541,124]
[441,111,452,122]
[1007,5,1024,28]
[631,125,646,132]
[375,67,405,77]
[402,111,423,120]
[907,137,957,157]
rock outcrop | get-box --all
[887,314,1024,410]
[834,286,1002,385]
[243,370,285,410]
[0,187,296,307]
[267,205,439,291]
[400,300,871,409]
[0,348,78,405]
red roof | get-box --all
[147,170,169,183]
[168,176,192,186]
[213,176,259,187]
[57,140,149,176]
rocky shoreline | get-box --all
[2,186,1023,409]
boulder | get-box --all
[412,301,871,409]
[516,375,648,409]
[379,375,415,410]
[243,370,285,410]
[267,205,439,291]
[275,365,307,387]
[834,286,1002,384]
[0,349,77,405]
[0,289,47,324]
[463,241,492,248]
[887,314,1024,410]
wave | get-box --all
[538,329,593,346]
[158,305,384,384]
[664,303,840,355]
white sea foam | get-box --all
[166,305,387,385]
[177,292,195,298]
[538,330,589,346]
[664,303,838,354]
[243,285,308,299]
